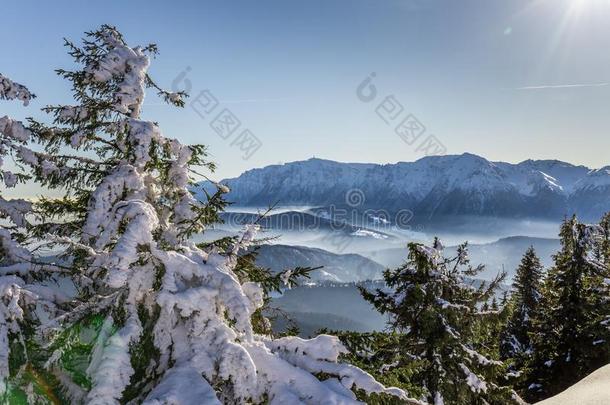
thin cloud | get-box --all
[515,82,609,90]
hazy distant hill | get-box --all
[254,237,561,284]
[254,244,385,282]
[220,211,392,239]
[270,279,507,337]
[270,283,387,337]
[365,236,560,279]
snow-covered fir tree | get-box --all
[598,212,610,346]
[1,73,69,403]
[360,239,524,405]
[596,212,610,267]
[471,292,511,378]
[500,247,544,365]
[0,26,414,404]
[527,215,610,401]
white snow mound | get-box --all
[536,363,610,405]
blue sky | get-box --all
[2,0,609,181]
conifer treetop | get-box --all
[361,239,523,404]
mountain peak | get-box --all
[414,152,488,164]
[196,154,609,221]
[305,157,332,163]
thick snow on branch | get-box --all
[417,244,443,266]
[0,74,33,106]
[461,344,503,367]
[0,275,62,394]
[0,198,31,228]
[143,364,221,405]
[459,363,488,394]
[85,30,149,118]
[86,314,143,404]
[0,116,31,143]
[259,334,409,401]
[0,229,31,266]
[84,211,408,403]
[0,76,37,297]
[0,116,34,193]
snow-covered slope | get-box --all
[196,153,609,221]
[536,363,610,405]
[569,166,610,220]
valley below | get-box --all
[192,154,610,337]
[195,205,564,336]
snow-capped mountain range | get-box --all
[196,153,610,221]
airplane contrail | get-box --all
[515,82,609,90]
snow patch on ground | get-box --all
[536,363,610,405]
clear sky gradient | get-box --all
[2,0,609,181]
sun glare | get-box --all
[568,0,610,16]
